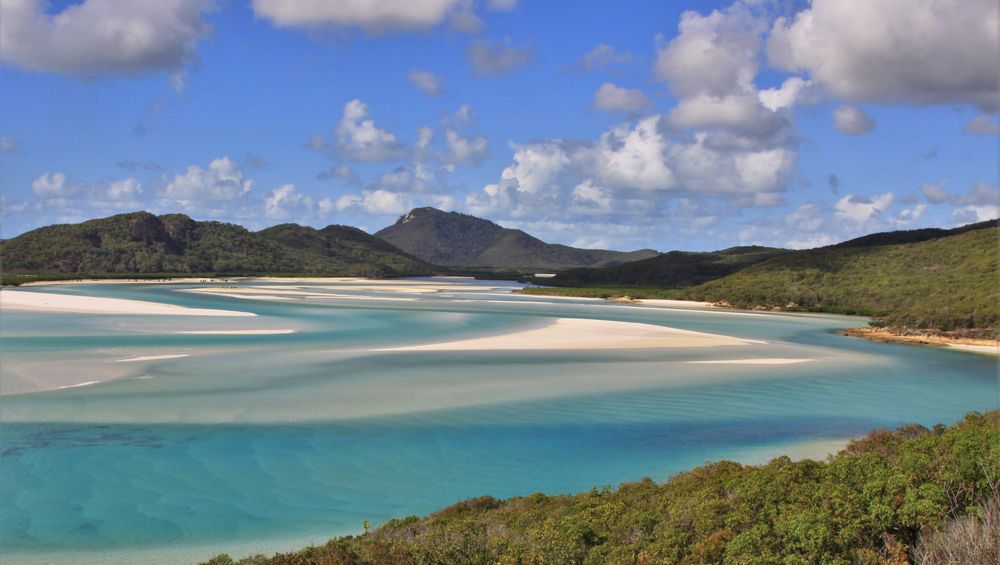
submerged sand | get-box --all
[374,317,764,351]
[1,290,255,317]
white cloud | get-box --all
[833,105,875,135]
[444,130,488,164]
[592,83,649,113]
[32,172,71,198]
[407,69,441,95]
[468,40,532,76]
[653,3,763,99]
[251,0,469,34]
[580,44,631,70]
[592,117,676,191]
[769,0,999,110]
[758,77,814,111]
[834,193,894,226]
[964,114,1000,135]
[0,0,212,77]
[160,156,252,208]
[264,183,314,220]
[337,189,453,216]
[949,181,999,223]
[921,183,950,204]
[335,99,404,162]
[667,93,785,136]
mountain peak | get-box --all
[377,208,658,271]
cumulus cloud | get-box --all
[948,182,999,223]
[834,193,894,226]
[758,77,815,111]
[334,99,405,162]
[444,130,489,164]
[264,183,332,220]
[251,0,472,34]
[921,183,950,204]
[580,44,631,70]
[336,189,453,216]
[769,0,1000,111]
[30,171,145,214]
[964,114,1000,135]
[468,40,532,76]
[32,172,72,198]
[160,156,252,209]
[468,116,797,222]
[833,105,875,135]
[407,69,442,95]
[0,0,212,77]
[653,4,763,99]
[591,83,649,113]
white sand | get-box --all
[176,329,296,335]
[638,298,715,308]
[0,290,255,317]
[117,354,191,363]
[947,343,1000,356]
[375,317,762,352]
[56,380,100,389]
[686,358,812,365]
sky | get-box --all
[0,0,997,252]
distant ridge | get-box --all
[375,207,658,271]
[0,211,432,278]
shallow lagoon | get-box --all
[1,279,996,563]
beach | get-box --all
[0,289,255,316]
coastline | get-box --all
[842,327,999,355]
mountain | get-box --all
[375,207,658,271]
[203,411,998,565]
[1,211,432,278]
[546,245,790,288]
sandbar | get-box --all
[0,290,255,317]
[947,344,1000,356]
[374,317,762,351]
[117,354,191,363]
[686,359,812,365]
[176,329,297,335]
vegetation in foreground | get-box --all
[205,411,999,565]
[524,222,999,337]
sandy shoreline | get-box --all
[0,290,255,317]
[375,317,763,352]
[842,327,999,356]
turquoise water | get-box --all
[1,279,997,563]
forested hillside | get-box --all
[205,411,999,565]
[0,211,432,279]
[523,221,999,334]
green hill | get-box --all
[523,221,999,334]
[676,224,999,332]
[0,211,433,280]
[547,245,789,288]
[204,410,999,565]
[376,207,658,271]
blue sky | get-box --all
[1,0,997,251]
